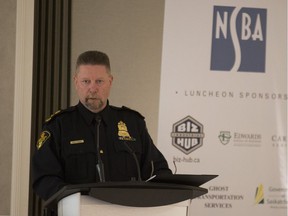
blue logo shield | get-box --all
[210,6,267,72]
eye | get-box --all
[81,80,90,85]
[96,79,104,85]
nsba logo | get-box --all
[210,6,267,72]
[171,116,205,154]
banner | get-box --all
[157,1,287,215]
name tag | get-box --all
[70,140,84,145]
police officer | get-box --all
[32,50,172,200]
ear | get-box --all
[109,75,114,86]
[73,73,78,88]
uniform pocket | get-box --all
[62,137,96,183]
[64,152,96,183]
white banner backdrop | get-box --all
[157,1,287,215]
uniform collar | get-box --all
[77,101,110,126]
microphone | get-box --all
[123,141,142,181]
[173,159,178,174]
[95,115,105,182]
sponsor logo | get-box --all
[211,6,267,72]
[218,131,262,147]
[219,131,232,145]
[255,184,288,208]
[272,135,287,147]
[171,116,204,154]
[197,185,244,208]
[255,184,265,204]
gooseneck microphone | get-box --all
[95,115,105,182]
[123,141,142,181]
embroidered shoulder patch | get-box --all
[36,131,51,150]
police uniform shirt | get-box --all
[33,101,172,200]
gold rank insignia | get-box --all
[117,121,136,141]
[45,110,61,122]
[36,131,50,150]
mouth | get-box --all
[86,97,99,101]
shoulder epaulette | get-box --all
[110,105,145,119]
[109,105,122,111]
[121,106,145,119]
[45,106,76,123]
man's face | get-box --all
[74,64,113,113]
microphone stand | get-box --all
[95,116,105,182]
[123,141,142,181]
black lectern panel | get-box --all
[89,182,207,207]
[44,174,218,209]
[151,174,218,186]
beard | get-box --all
[84,97,105,113]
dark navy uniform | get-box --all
[33,102,171,200]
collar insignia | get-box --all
[36,131,50,150]
[117,121,136,141]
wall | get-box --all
[70,0,165,142]
[0,0,16,215]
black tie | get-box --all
[94,115,105,182]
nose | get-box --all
[89,82,99,93]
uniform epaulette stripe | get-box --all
[45,106,76,123]
[45,110,62,122]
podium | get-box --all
[44,174,217,216]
